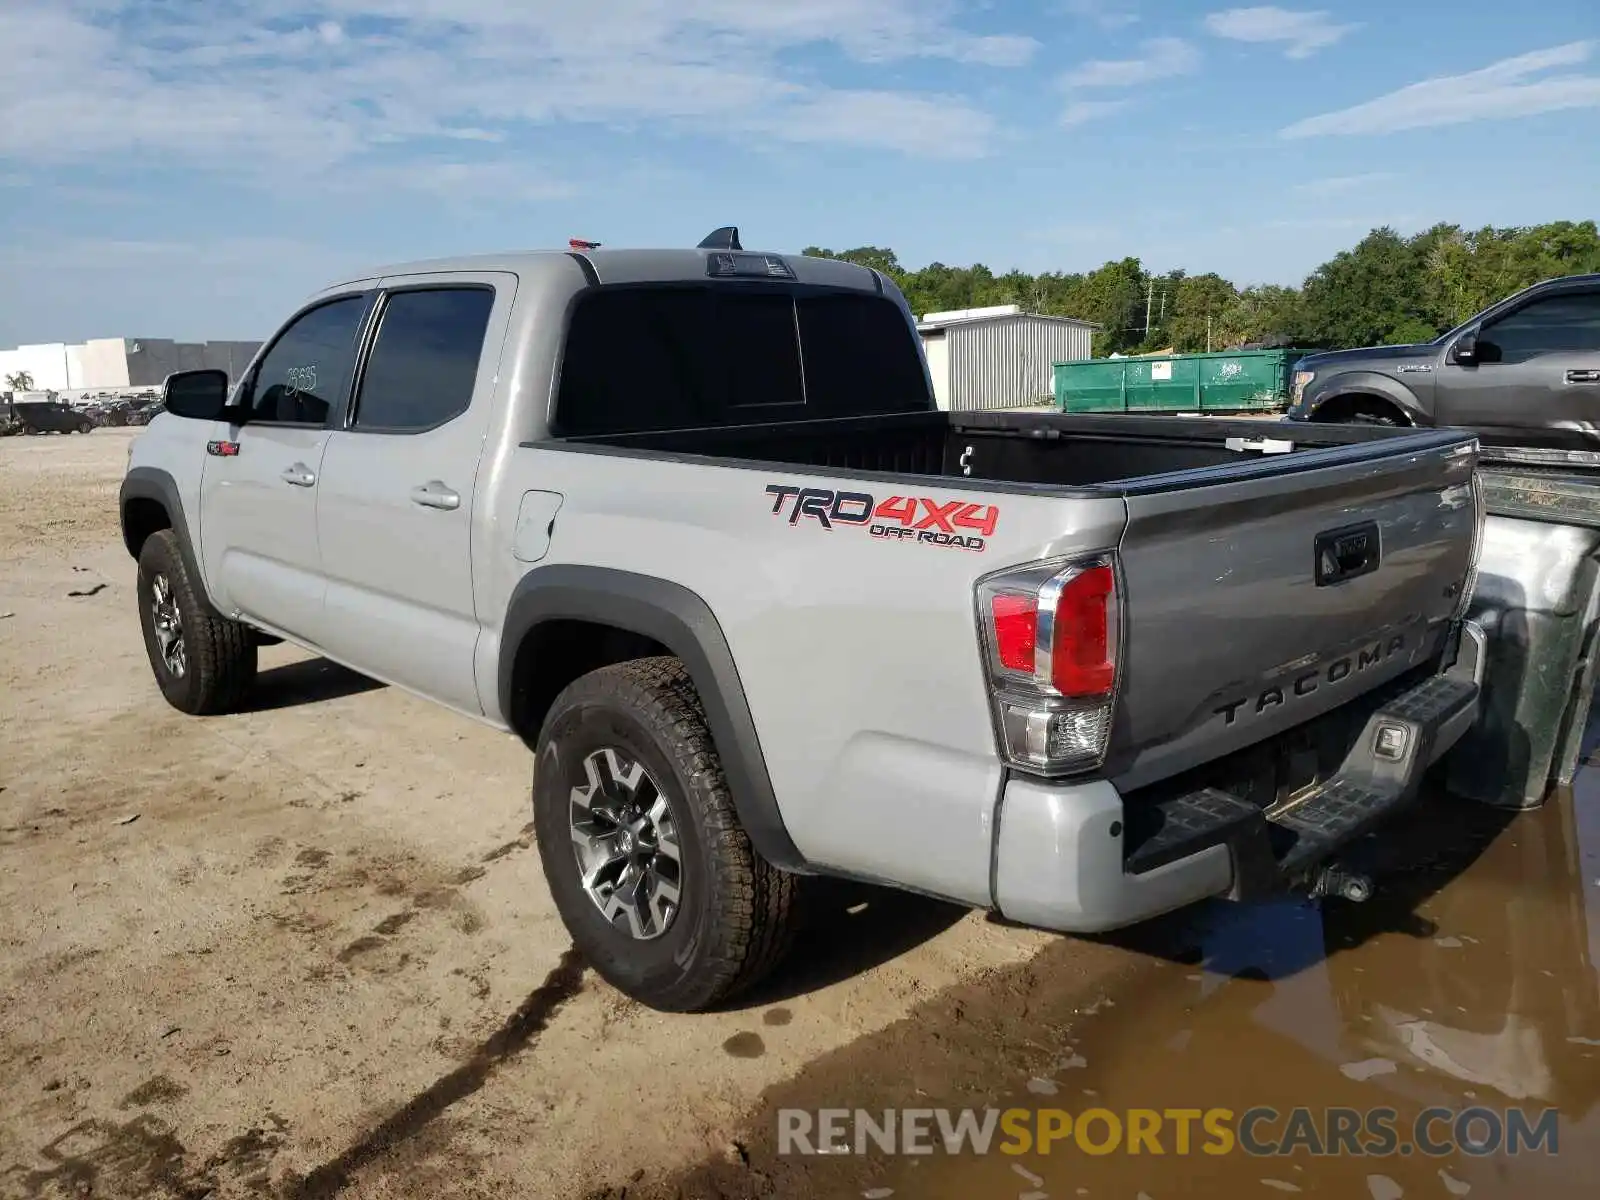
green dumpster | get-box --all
[1048,358,1126,412]
[1054,348,1314,414]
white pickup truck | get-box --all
[121,230,1486,1011]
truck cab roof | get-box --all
[320,246,889,295]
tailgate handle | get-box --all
[1315,521,1380,586]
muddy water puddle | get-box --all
[613,779,1600,1200]
[896,783,1600,1199]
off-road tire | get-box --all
[533,657,797,1012]
[136,530,257,715]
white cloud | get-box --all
[1057,36,1195,126]
[0,0,1030,176]
[332,160,581,203]
[1060,37,1199,88]
[953,34,1042,67]
[1282,41,1600,137]
[1061,98,1131,127]
[756,90,998,157]
[1204,7,1358,59]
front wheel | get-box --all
[136,530,257,714]
[77,422,93,434]
[532,657,797,1012]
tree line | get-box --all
[803,220,1600,358]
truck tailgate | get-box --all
[1106,434,1480,791]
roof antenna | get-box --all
[697,226,742,251]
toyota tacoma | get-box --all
[120,229,1488,1011]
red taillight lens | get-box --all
[991,593,1038,673]
[977,554,1120,776]
[1051,565,1115,696]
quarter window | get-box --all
[246,296,370,425]
[352,288,496,431]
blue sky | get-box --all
[2,0,1597,343]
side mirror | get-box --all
[1451,331,1478,364]
[161,369,232,420]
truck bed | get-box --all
[539,409,1480,793]
[555,409,1464,493]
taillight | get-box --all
[976,555,1121,775]
[1045,565,1115,695]
[991,593,1039,672]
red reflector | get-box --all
[991,593,1037,673]
[1052,565,1115,696]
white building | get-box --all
[1,337,261,393]
[916,304,1097,412]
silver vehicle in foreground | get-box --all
[120,229,1487,1011]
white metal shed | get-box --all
[916,304,1097,412]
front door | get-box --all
[198,293,372,641]
[1435,287,1600,450]
[314,275,512,716]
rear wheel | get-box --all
[532,657,797,1012]
[136,531,257,715]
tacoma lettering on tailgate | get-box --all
[1213,633,1409,726]
[765,484,997,553]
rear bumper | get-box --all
[993,621,1486,933]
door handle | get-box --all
[280,463,317,487]
[410,481,461,511]
[1567,369,1600,384]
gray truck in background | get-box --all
[1286,272,1600,448]
[119,229,1487,1011]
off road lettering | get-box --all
[765,484,997,552]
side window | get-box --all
[352,288,496,431]
[246,296,369,425]
[1483,293,1600,363]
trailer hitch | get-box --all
[1310,864,1373,903]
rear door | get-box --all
[199,293,373,640]
[1434,286,1600,449]
[313,273,513,716]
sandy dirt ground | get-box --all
[0,428,1117,1199]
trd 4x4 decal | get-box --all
[765,484,997,552]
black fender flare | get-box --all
[1306,373,1424,423]
[119,466,206,596]
[499,564,805,871]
